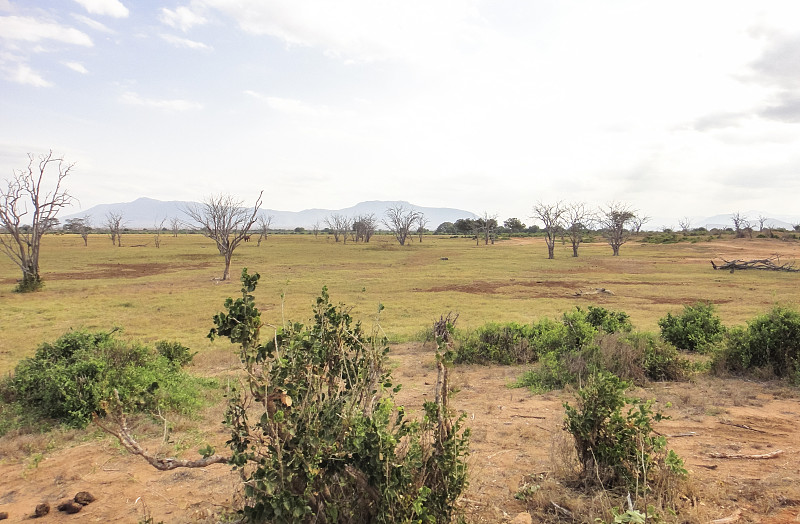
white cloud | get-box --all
[7,62,51,87]
[120,91,203,111]
[160,6,207,32]
[0,16,93,46]
[72,0,128,18]
[72,14,114,34]
[64,61,88,74]
[161,34,211,50]
[244,91,337,117]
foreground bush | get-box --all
[214,270,470,523]
[658,301,725,352]
[713,306,800,380]
[0,330,203,430]
[563,371,687,491]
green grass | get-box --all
[1,233,799,373]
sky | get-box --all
[2,0,800,227]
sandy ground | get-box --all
[1,341,799,523]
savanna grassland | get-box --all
[0,233,799,522]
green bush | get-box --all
[581,305,633,334]
[215,270,470,523]
[155,340,197,367]
[2,329,204,430]
[713,306,800,379]
[563,371,686,491]
[658,302,725,352]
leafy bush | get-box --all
[658,301,725,352]
[214,269,470,523]
[563,371,686,491]
[1,329,204,429]
[581,305,633,334]
[155,340,197,367]
[713,306,800,379]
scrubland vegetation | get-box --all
[0,233,799,522]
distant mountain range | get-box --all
[61,198,479,229]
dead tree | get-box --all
[630,214,650,233]
[532,201,565,259]
[256,214,273,246]
[353,213,377,243]
[711,256,799,273]
[153,217,166,248]
[0,151,75,290]
[169,216,182,237]
[324,213,350,243]
[105,212,124,247]
[678,217,692,235]
[599,202,636,256]
[731,212,750,239]
[384,205,420,246]
[416,214,429,243]
[475,212,498,245]
[564,202,594,257]
[184,192,263,280]
[311,220,320,238]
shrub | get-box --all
[2,329,204,429]
[214,269,470,523]
[563,371,687,491]
[713,306,800,379]
[155,340,197,367]
[658,301,725,352]
[581,305,633,334]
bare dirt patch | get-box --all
[0,344,798,522]
[51,262,213,281]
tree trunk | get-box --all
[612,244,620,256]
[222,254,232,280]
[572,244,579,257]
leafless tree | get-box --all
[256,214,273,246]
[598,202,637,256]
[106,212,124,247]
[630,214,650,233]
[564,202,594,257]
[169,216,182,237]
[324,213,350,243]
[383,204,420,246]
[416,214,429,243]
[184,192,263,280]
[474,212,498,246]
[311,220,321,238]
[0,151,75,290]
[678,217,692,235]
[153,217,166,248]
[353,214,377,243]
[731,212,750,238]
[532,201,566,259]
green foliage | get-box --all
[14,273,43,293]
[658,302,725,352]
[581,306,633,334]
[216,269,470,523]
[563,371,686,491]
[155,340,196,367]
[713,306,800,379]
[1,329,204,430]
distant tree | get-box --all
[532,201,566,259]
[256,214,273,246]
[105,212,124,247]
[731,211,749,238]
[0,151,75,291]
[324,213,350,243]
[383,204,420,246]
[454,218,475,236]
[475,212,498,245]
[153,217,166,248]
[503,217,526,233]
[64,216,92,246]
[630,215,650,233]
[352,213,377,243]
[435,221,456,235]
[294,227,305,234]
[311,220,321,238]
[564,202,593,257]
[184,192,263,280]
[599,202,636,256]
[169,216,181,237]
[416,214,429,243]
[678,217,692,235]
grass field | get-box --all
[2,232,799,374]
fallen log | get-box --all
[707,449,784,459]
[711,256,799,273]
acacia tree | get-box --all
[352,213,377,243]
[564,202,593,257]
[184,192,263,280]
[64,215,92,246]
[503,217,526,233]
[0,151,75,291]
[256,214,273,246]
[532,201,565,259]
[383,204,420,246]
[105,212,124,247]
[599,202,637,256]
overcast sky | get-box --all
[2,1,800,226]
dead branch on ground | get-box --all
[711,256,799,273]
[707,449,784,460]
